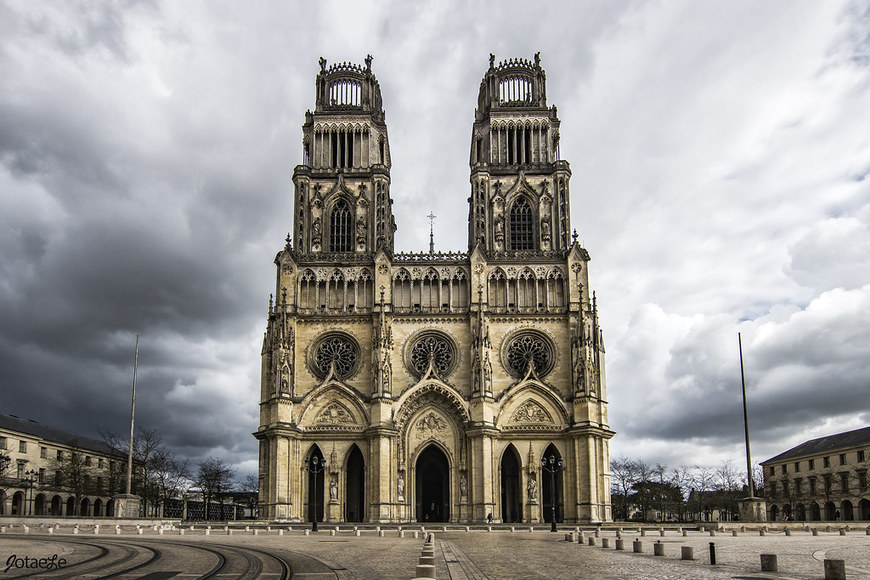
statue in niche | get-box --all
[541,217,551,243]
[312,218,322,244]
[483,352,492,392]
[329,477,338,501]
[528,475,538,501]
[397,475,405,501]
[356,217,367,245]
[494,215,504,242]
[460,473,468,500]
[319,57,327,71]
[489,53,495,68]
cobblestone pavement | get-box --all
[1,524,869,578]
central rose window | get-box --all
[407,331,457,378]
[311,332,360,379]
[504,330,555,378]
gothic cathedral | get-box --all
[255,54,614,524]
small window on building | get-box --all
[99,458,104,469]
[824,475,832,493]
[794,461,800,472]
[858,450,866,462]
[55,470,62,486]
[823,457,830,468]
[839,453,846,466]
[85,456,91,467]
[40,446,47,459]
[794,478,801,496]
[57,450,63,460]
[840,472,849,491]
[769,481,777,497]
[809,477,816,494]
[18,440,26,453]
[16,462,24,478]
[858,470,868,489]
[38,468,45,483]
[781,464,787,475]
[0,436,6,450]
[808,459,815,470]
[769,466,775,477]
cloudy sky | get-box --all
[2,1,869,484]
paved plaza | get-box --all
[1,522,869,578]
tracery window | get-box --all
[330,199,353,252]
[393,270,411,310]
[300,270,317,311]
[509,197,534,250]
[488,270,507,310]
[421,269,439,311]
[504,330,555,378]
[311,332,360,379]
[407,331,456,378]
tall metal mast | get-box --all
[126,335,139,496]
[739,332,754,496]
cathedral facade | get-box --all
[255,55,614,524]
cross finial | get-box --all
[427,211,437,254]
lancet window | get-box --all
[509,197,535,251]
[330,199,353,252]
[393,270,412,310]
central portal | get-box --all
[416,445,449,522]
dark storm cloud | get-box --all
[1,0,869,480]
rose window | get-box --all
[312,333,359,379]
[408,331,456,378]
[505,331,555,378]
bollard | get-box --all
[267,526,271,532]
[487,526,492,532]
[709,530,716,537]
[594,529,600,538]
[287,526,292,532]
[355,529,361,537]
[866,526,870,535]
[399,530,405,538]
[785,528,791,536]
[653,541,665,556]
[228,529,233,535]
[529,526,534,532]
[602,538,610,548]
[588,537,596,546]
[180,529,185,536]
[330,529,336,536]
[510,526,515,533]
[759,529,765,536]
[615,538,625,551]
[633,539,643,553]
[760,554,778,572]
[304,529,310,536]
[465,526,470,532]
[253,529,259,536]
[681,546,694,560]
[413,531,419,539]
[839,528,846,536]
[245,525,250,531]
[640,528,646,537]
[379,530,385,537]
[442,526,447,532]
[415,564,436,578]
[826,525,832,532]
[616,530,622,538]
[23,525,30,535]
[205,529,210,536]
[732,530,738,537]
[115,525,121,535]
[824,559,846,580]
[419,555,435,566]
[709,542,716,565]
[812,528,819,536]
[660,529,666,537]
[740,525,746,532]
[157,528,163,535]
[564,533,574,542]
[682,529,688,537]
[48,527,54,535]
[578,531,585,544]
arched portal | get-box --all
[345,445,365,522]
[66,497,76,516]
[34,494,46,516]
[858,498,870,520]
[540,444,563,523]
[105,498,114,517]
[795,503,806,521]
[770,505,779,521]
[93,498,103,517]
[416,445,449,522]
[501,445,522,523]
[306,445,325,524]
[824,501,837,520]
[841,500,854,521]
[80,497,90,517]
[51,495,63,516]
[12,491,25,515]
[810,502,820,521]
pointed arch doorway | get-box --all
[345,445,365,522]
[306,445,325,524]
[501,445,522,523]
[416,445,449,522]
[541,443,563,523]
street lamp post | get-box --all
[23,469,38,516]
[304,456,328,532]
[540,455,563,532]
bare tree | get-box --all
[151,449,190,517]
[610,457,638,521]
[51,446,96,515]
[195,458,236,521]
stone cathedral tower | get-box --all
[256,55,614,524]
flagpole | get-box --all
[738,332,754,496]
[126,335,139,496]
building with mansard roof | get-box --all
[255,54,614,524]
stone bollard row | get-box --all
[812,528,819,536]
[785,528,791,536]
[839,529,846,536]
[587,537,595,546]
[653,541,664,556]
[732,530,738,537]
[615,538,625,551]
[601,538,610,549]
[415,535,437,579]
[633,539,643,553]
[682,529,688,537]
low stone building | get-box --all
[255,54,615,524]
[761,426,870,521]
[0,413,126,517]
